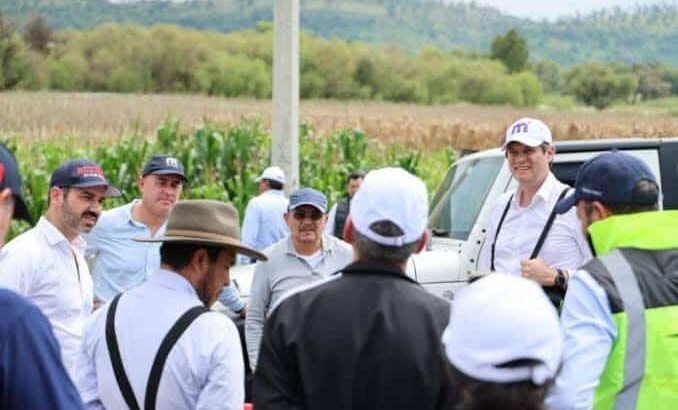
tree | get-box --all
[567,63,638,109]
[22,14,53,54]
[490,29,528,73]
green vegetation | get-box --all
[1,13,676,109]
[1,0,677,66]
[0,22,546,106]
[4,119,454,238]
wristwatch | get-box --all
[555,269,567,290]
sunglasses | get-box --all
[292,209,324,221]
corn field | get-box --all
[4,118,454,238]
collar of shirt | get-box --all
[340,260,419,285]
[37,216,86,253]
[146,268,202,303]
[126,200,169,233]
[262,189,286,198]
[285,234,337,259]
[513,172,562,210]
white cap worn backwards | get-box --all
[255,166,286,185]
[503,117,552,150]
[350,167,428,247]
[442,274,563,386]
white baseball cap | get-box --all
[503,117,552,150]
[350,167,428,247]
[442,274,562,385]
[255,166,286,185]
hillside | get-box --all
[1,0,677,66]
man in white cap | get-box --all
[245,187,352,371]
[238,165,289,264]
[442,274,563,410]
[478,117,591,307]
[253,168,455,410]
[76,200,267,410]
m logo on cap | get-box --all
[165,157,179,168]
[511,122,529,135]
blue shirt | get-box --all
[0,289,85,409]
[546,269,617,410]
[85,200,244,312]
[85,201,164,302]
[238,190,289,265]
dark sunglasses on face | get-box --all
[293,209,323,221]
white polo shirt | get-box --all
[76,269,244,410]
[0,216,94,381]
[479,172,592,275]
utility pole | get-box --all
[272,0,300,190]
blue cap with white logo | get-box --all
[142,155,186,181]
[555,151,658,214]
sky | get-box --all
[457,0,674,20]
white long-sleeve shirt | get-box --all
[76,269,244,410]
[0,216,93,382]
[478,173,592,275]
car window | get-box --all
[429,156,503,240]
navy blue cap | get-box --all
[50,159,121,197]
[0,144,31,222]
[142,155,186,180]
[288,188,328,213]
[555,151,658,214]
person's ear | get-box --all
[591,201,612,220]
[49,186,64,207]
[190,248,209,272]
[414,230,429,254]
[343,217,354,244]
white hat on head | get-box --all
[255,166,286,185]
[442,274,562,386]
[350,167,428,247]
[503,117,552,150]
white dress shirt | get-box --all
[0,216,94,382]
[478,173,592,275]
[76,269,244,410]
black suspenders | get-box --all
[490,187,570,270]
[105,293,210,410]
[489,187,570,307]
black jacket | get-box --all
[253,261,456,410]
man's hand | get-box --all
[520,257,557,287]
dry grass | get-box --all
[2,92,677,151]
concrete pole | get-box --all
[272,0,300,191]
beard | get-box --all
[61,200,99,233]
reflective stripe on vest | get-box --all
[598,250,645,410]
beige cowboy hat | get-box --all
[134,199,267,262]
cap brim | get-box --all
[12,195,32,223]
[147,170,187,181]
[133,234,268,262]
[555,192,577,214]
[71,182,122,198]
[289,202,327,213]
[502,136,544,150]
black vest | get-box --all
[584,247,678,314]
[333,198,350,239]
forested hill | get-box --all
[2,0,677,66]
